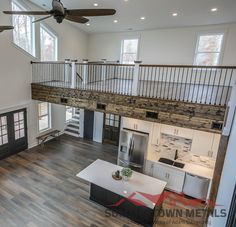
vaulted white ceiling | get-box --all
[30,0,236,33]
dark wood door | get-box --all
[0,108,28,159]
[103,114,121,146]
[84,110,94,140]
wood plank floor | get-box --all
[0,135,205,227]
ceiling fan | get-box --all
[3,0,116,24]
[0,26,14,33]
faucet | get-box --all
[174,150,178,160]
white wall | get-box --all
[0,0,88,147]
[209,112,236,227]
[88,23,236,65]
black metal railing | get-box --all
[139,65,235,105]
[31,61,236,106]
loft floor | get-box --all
[0,135,205,227]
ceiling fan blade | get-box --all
[0,26,14,32]
[3,11,51,15]
[65,15,89,24]
[32,15,53,23]
[66,9,116,17]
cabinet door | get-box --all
[122,117,135,130]
[153,163,185,193]
[176,127,193,140]
[151,123,161,145]
[144,160,154,176]
[136,119,152,133]
[160,124,176,137]
[191,130,214,157]
[212,134,221,159]
[166,168,185,193]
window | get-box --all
[12,0,35,56]
[194,33,224,66]
[40,24,58,61]
[105,114,120,128]
[0,116,8,146]
[66,106,73,122]
[38,102,51,132]
[14,111,25,140]
[121,39,139,64]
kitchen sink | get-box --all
[158,158,185,169]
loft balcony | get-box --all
[31,60,236,133]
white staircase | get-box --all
[64,109,80,137]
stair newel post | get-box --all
[132,61,142,96]
[71,60,77,89]
[64,59,71,84]
[82,59,88,87]
[101,59,107,82]
[223,70,236,136]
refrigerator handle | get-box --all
[130,137,135,157]
[128,138,132,156]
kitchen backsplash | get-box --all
[159,133,192,160]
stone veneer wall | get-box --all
[31,83,226,134]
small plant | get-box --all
[121,168,133,178]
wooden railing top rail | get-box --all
[140,64,236,69]
[31,61,236,69]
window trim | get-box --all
[40,23,59,61]
[120,38,140,64]
[193,31,225,66]
[38,102,51,133]
[11,0,36,57]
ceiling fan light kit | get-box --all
[3,0,116,24]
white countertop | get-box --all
[77,159,167,209]
[148,156,214,179]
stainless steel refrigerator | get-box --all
[118,129,149,172]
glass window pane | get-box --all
[20,129,25,138]
[122,53,137,64]
[0,139,2,146]
[123,39,139,53]
[39,115,49,131]
[195,53,220,66]
[198,35,223,52]
[15,122,19,130]
[15,131,20,140]
[39,102,48,116]
[1,116,7,126]
[3,135,8,144]
[12,1,34,55]
[14,113,19,122]
[19,112,24,120]
[40,25,57,61]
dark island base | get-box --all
[90,183,162,227]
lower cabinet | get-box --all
[152,163,185,193]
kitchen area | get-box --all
[118,117,220,201]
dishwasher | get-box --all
[183,173,210,200]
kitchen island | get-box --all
[77,159,167,227]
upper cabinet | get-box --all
[191,131,221,158]
[161,124,194,140]
[151,123,161,145]
[122,117,152,133]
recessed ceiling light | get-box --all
[140,16,146,20]
[93,3,98,7]
[211,8,218,12]
[114,20,118,23]
[123,190,128,194]
[124,0,128,2]
[172,13,178,17]
[86,23,90,26]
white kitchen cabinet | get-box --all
[191,130,220,158]
[212,134,221,159]
[122,117,152,133]
[160,124,193,139]
[153,163,185,193]
[151,123,161,145]
[191,131,214,157]
[144,160,155,176]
